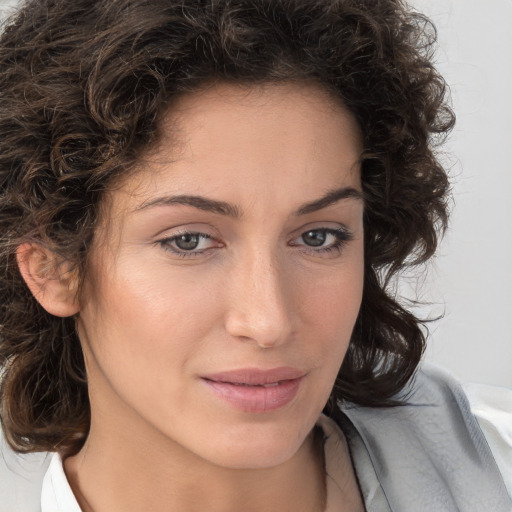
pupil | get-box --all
[175,234,200,250]
[303,230,326,247]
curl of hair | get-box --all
[0,0,454,454]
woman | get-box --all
[0,0,510,511]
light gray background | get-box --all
[1,0,510,386]
[409,0,511,387]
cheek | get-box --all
[78,257,224,396]
[90,254,220,334]
[292,252,364,378]
[77,263,230,440]
[296,262,363,339]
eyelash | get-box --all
[294,228,354,256]
[157,227,354,258]
[158,232,218,258]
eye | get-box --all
[301,230,329,247]
[173,233,204,251]
[291,227,353,255]
[158,231,220,257]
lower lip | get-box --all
[202,377,303,413]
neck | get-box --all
[64,408,326,512]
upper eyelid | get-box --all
[290,226,352,240]
[291,220,352,234]
[157,225,352,241]
[161,232,216,245]
[291,228,352,245]
[153,223,224,246]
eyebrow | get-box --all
[295,186,363,215]
[136,186,363,218]
[136,195,242,217]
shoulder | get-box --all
[0,424,51,512]
[338,363,512,511]
[462,379,512,498]
[341,362,487,434]
[407,364,512,497]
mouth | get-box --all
[214,381,281,387]
[201,367,305,413]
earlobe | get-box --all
[16,243,80,317]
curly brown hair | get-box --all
[0,0,454,455]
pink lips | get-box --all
[201,367,305,413]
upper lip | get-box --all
[202,367,306,385]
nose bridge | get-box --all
[225,243,293,347]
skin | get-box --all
[54,82,365,511]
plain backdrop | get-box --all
[409,0,511,387]
[1,0,511,386]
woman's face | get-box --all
[78,82,364,469]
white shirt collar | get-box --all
[41,452,81,512]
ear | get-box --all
[16,243,80,317]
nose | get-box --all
[224,247,294,348]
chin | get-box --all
[208,444,301,470]
[191,419,312,470]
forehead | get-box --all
[165,80,362,160]
[106,81,363,215]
